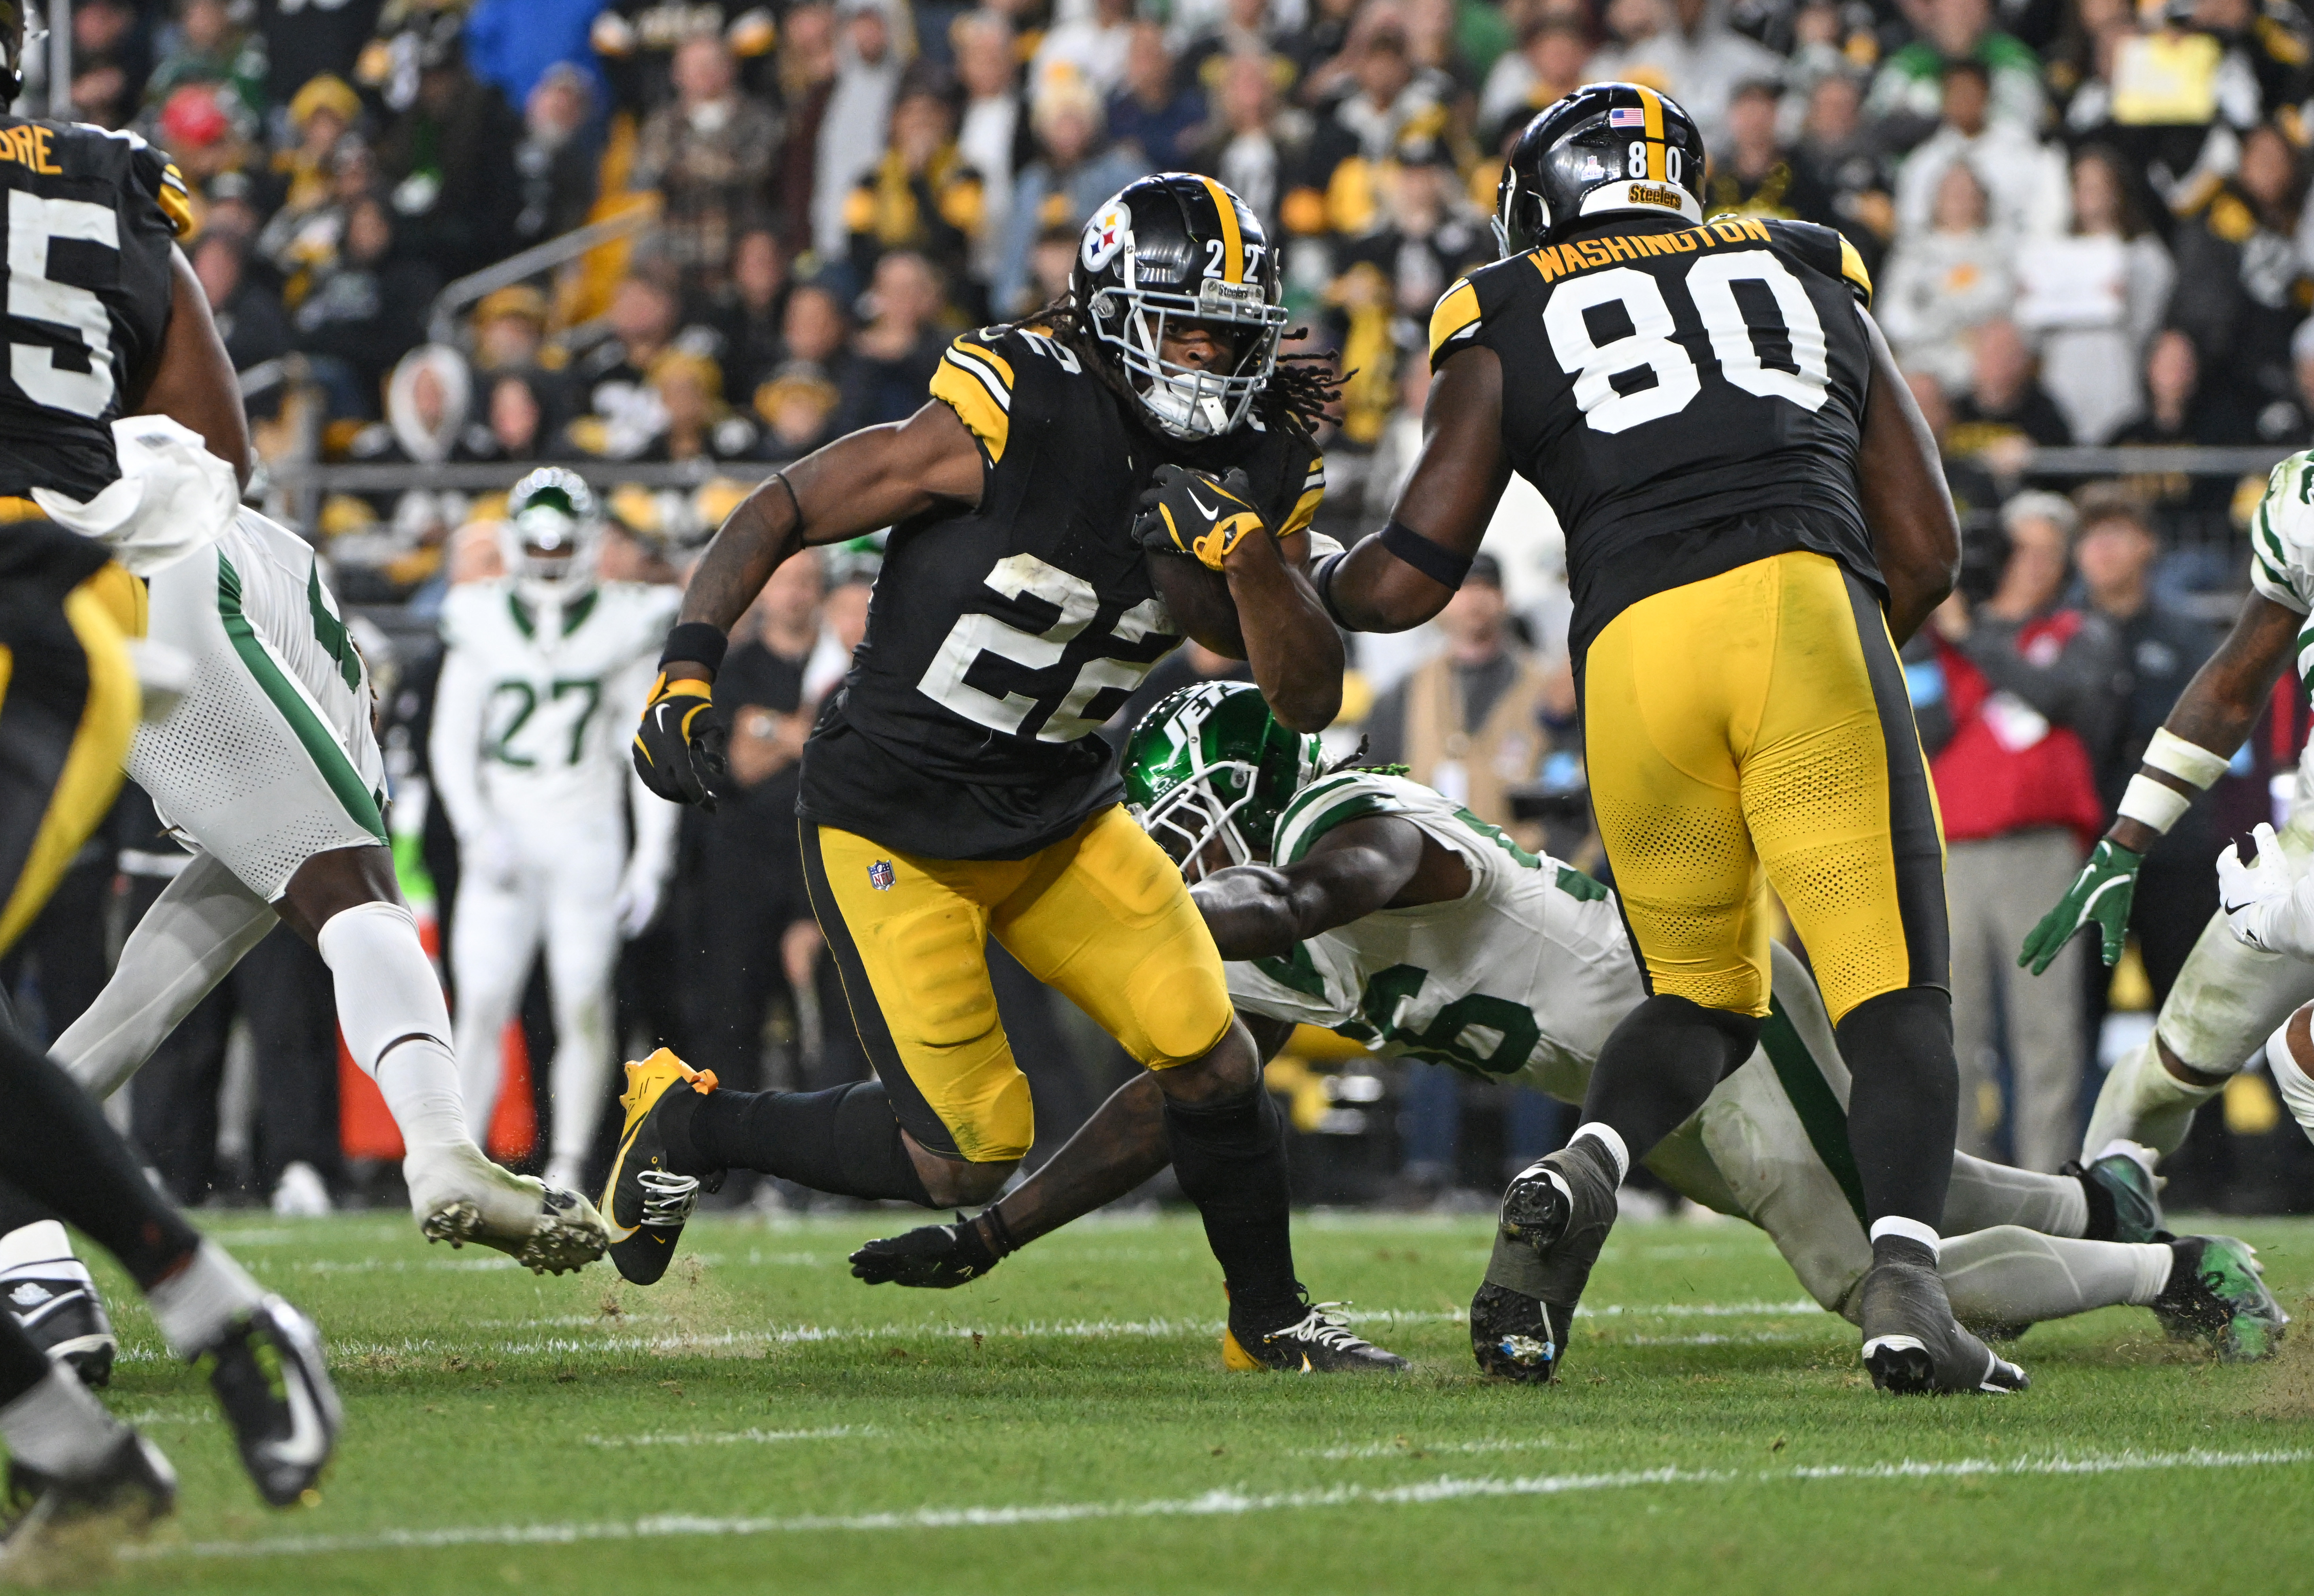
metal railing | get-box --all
[422,200,663,347]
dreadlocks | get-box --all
[1014,291,1340,439]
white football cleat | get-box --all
[270,1162,332,1218]
[405,1143,607,1275]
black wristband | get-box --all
[1311,548,1351,627]
[980,1204,1018,1259]
[1379,519,1472,590]
[659,621,729,677]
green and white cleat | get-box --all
[408,1143,607,1276]
[2068,1140,2165,1244]
[2152,1236,2288,1362]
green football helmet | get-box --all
[1123,682,1324,877]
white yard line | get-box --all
[583,1427,873,1448]
[132,1449,2314,1562]
[1302,1438,1566,1460]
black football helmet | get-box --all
[1494,82,1708,256]
[0,2,29,110]
[1071,173,1289,441]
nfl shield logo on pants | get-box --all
[868,860,896,891]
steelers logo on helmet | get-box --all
[500,465,605,605]
[1494,81,1709,258]
[1071,173,1290,441]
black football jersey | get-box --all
[0,120,190,501]
[798,324,1326,861]
[1430,214,1881,659]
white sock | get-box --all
[1942,1151,2090,1238]
[1570,1122,1629,1183]
[0,1222,86,1281]
[2084,1036,2222,1160]
[2267,1023,2314,1148]
[145,1240,264,1359]
[1939,1227,2172,1322]
[1870,1215,1942,1255]
[0,1365,123,1480]
[317,901,473,1155]
[51,850,275,1100]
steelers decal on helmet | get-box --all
[1081,200,1131,273]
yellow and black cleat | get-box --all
[602,1049,721,1286]
[1221,1296,1409,1373]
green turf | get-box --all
[62,1208,2314,1595]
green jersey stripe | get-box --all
[217,554,387,842]
[1758,997,1866,1225]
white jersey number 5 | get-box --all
[1544,252,1829,435]
[8,191,117,420]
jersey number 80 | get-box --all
[1546,252,1831,435]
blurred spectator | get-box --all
[994,76,1149,315]
[1107,21,1206,169]
[2070,485,2220,1030]
[2013,145,2174,445]
[512,62,602,252]
[1335,156,1487,327]
[699,228,792,400]
[293,192,441,410]
[270,72,361,222]
[1794,71,1894,276]
[1927,492,2118,1169]
[955,12,1028,282]
[634,35,784,294]
[632,351,762,462]
[755,360,848,460]
[849,251,948,426]
[1947,320,2076,475]
[1179,0,1291,90]
[257,0,384,114]
[592,1,781,114]
[1705,77,1834,223]
[775,3,843,248]
[1033,0,1137,98]
[464,0,606,112]
[1864,0,2043,138]
[373,15,521,281]
[193,232,293,373]
[470,285,551,374]
[1194,51,1296,237]
[1890,59,2065,244]
[73,0,153,128]
[1878,162,2015,393]
[1586,0,1786,149]
[156,81,256,194]
[459,370,554,464]
[1477,17,1591,142]
[1299,22,1450,238]
[2167,121,2314,444]
[573,274,686,459]
[844,73,985,293]
[815,0,909,260]
[146,0,270,118]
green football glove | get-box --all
[1135,464,1267,571]
[2018,839,2143,974]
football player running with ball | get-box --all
[2027,452,2314,1165]
[852,684,2284,1375]
[1305,85,2010,1393]
[622,173,1405,1371]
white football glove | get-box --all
[2217,823,2314,957]
[613,870,663,939]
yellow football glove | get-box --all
[1135,464,1267,571]
[631,673,726,809]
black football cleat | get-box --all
[0,1426,175,1577]
[1470,1139,1620,1381]
[1471,1279,1568,1383]
[1859,1254,2028,1394]
[851,1215,1003,1289]
[1223,1295,1409,1373]
[2,1265,115,1389]
[602,1049,722,1286]
[2152,1235,2288,1361]
[199,1296,341,1506]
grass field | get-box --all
[62,1206,2314,1595]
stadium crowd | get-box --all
[5,0,2314,1219]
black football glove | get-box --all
[849,1216,1002,1289]
[631,672,727,810]
[1135,464,1267,571]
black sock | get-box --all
[1578,994,1760,1161]
[2072,1164,2117,1242]
[681,1080,934,1206]
[0,1033,197,1288]
[0,1316,51,1406]
[1165,1082,1299,1322]
[0,1174,59,1240]
[1838,986,1958,1234]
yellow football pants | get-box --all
[802,805,1236,1162]
[0,543,140,957]
[1582,550,1947,1023]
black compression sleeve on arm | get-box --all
[659,622,729,676]
[681,1080,935,1206]
[1379,520,1473,590]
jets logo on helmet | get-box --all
[1123,682,1324,879]
[1494,81,1709,257]
[500,466,605,605]
[1071,173,1290,441]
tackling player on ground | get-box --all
[0,4,338,1553]
[620,173,1402,1370]
[1296,85,2006,1393]
[2027,451,2314,1162]
[854,684,2284,1371]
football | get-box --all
[1146,549,1247,658]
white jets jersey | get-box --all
[1223,771,1643,1100]
[432,579,681,827]
[2246,452,2314,809]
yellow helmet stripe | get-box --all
[1635,87,1665,181]
[1198,175,1244,283]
